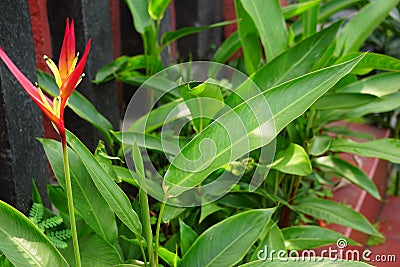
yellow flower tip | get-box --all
[69,52,80,74]
[44,55,62,88]
[53,96,61,117]
[38,88,54,113]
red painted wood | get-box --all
[28,0,59,142]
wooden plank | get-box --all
[0,0,51,212]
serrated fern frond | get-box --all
[28,203,44,224]
[38,216,63,230]
[47,235,68,249]
[28,202,71,249]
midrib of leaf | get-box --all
[166,61,350,192]
[0,228,42,266]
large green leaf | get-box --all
[0,201,68,266]
[112,131,180,156]
[78,234,122,266]
[161,21,236,48]
[293,197,382,237]
[335,0,400,55]
[129,99,186,133]
[125,0,152,34]
[226,21,342,107]
[235,0,262,74]
[37,70,114,145]
[66,130,142,236]
[330,138,400,164]
[148,0,172,20]
[313,93,377,110]
[40,139,118,243]
[272,143,312,176]
[336,53,400,75]
[318,92,400,124]
[314,156,381,200]
[163,56,363,197]
[282,225,359,250]
[180,209,275,267]
[241,0,288,61]
[335,72,400,97]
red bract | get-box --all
[0,19,91,143]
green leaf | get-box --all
[283,0,320,19]
[179,79,225,132]
[318,92,400,124]
[164,56,363,197]
[299,0,319,38]
[180,209,275,267]
[199,203,225,224]
[336,53,400,75]
[179,218,199,255]
[293,197,382,237]
[148,0,172,20]
[94,140,119,182]
[323,125,374,140]
[226,21,342,107]
[240,259,373,266]
[211,32,241,64]
[112,131,180,156]
[309,134,331,156]
[241,0,288,61]
[313,93,377,110]
[314,156,381,200]
[0,200,68,266]
[78,234,122,266]
[319,0,363,22]
[330,138,400,164]
[39,138,118,243]
[66,130,142,236]
[161,20,236,48]
[335,0,400,55]
[335,72,400,97]
[251,221,285,261]
[235,0,262,74]
[93,56,129,84]
[125,0,152,34]
[272,143,312,176]
[282,225,359,250]
[129,99,186,133]
[37,70,114,145]
[31,179,42,204]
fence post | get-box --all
[47,0,119,150]
[0,0,51,213]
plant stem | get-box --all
[155,200,166,266]
[62,140,81,267]
[140,188,155,266]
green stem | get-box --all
[155,200,166,266]
[135,233,148,267]
[140,188,155,266]
[62,140,81,267]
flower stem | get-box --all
[62,140,81,267]
[155,200,166,266]
[140,188,155,266]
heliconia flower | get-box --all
[0,19,91,143]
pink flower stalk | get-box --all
[0,19,91,145]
